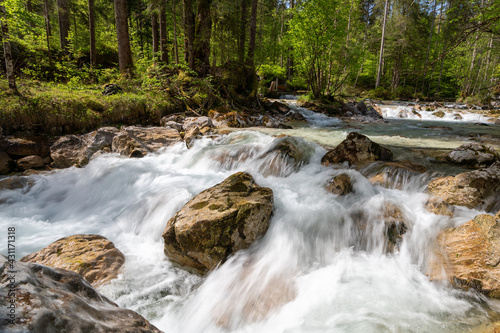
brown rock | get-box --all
[0,176,35,192]
[433,110,445,118]
[162,172,274,274]
[430,214,500,298]
[184,126,200,149]
[325,173,353,195]
[0,256,161,333]
[366,161,427,189]
[21,234,125,286]
[112,126,182,158]
[427,161,500,212]
[321,132,393,167]
[258,136,314,177]
[0,150,13,174]
[383,203,409,253]
[50,135,83,168]
[16,155,45,170]
[425,198,455,217]
[0,136,50,158]
[183,116,214,131]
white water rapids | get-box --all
[1,105,500,332]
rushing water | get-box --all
[1,104,500,332]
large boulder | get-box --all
[321,132,393,167]
[112,126,182,158]
[50,135,83,168]
[78,127,119,166]
[427,161,500,212]
[0,256,161,332]
[162,172,274,274]
[445,143,499,168]
[21,234,125,286]
[430,214,500,298]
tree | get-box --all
[0,0,18,94]
[114,0,133,74]
[88,0,96,67]
[375,0,388,88]
[57,0,70,53]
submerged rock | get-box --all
[445,143,499,168]
[426,161,500,212]
[321,132,393,167]
[162,172,274,274]
[0,256,160,332]
[325,173,353,195]
[258,136,315,177]
[0,176,35,192]
[366,160,428,189]
[112,126,182,158]
[21,234,125,286]
[430,214,500,298]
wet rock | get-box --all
[21,234,125,286]
[50,135,83,168]
[0,255,161,332]
[321,132,393,167]
[425,198,454,217]
[430,214,500,298]
[0,151,14,174]
[164,121,184,132]
[258,136,315,177]
[184,126,200,149]
[0,176,35,192]
[397,107,421,118]
[183,116,214,131]
[426,161,500,212]
[16,155,45,170]
[112,126,182,158]
[0,136,50,158]
[102,83,123,96]
[445,143,499,168]
[366,161,427,189]
[79,127,119,166]
[325,173,353,195]
[162,172,274,274]
[453,113,463,120]
[383,203,409,253]
[433,110,445,118]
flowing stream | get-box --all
[1,102,500,332]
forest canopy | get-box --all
[0,0,499,102]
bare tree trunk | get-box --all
[159,5,168,63]
[57,0,70,54]
[113,0,133,75]
[421,0,437,92]
[43,0,52,62]
[193,0,212,76]
[0,3,18,95]
[286,0,294,82]
[238,0,248,64]
[172,0,179,64]
[88,0,96,67]
[482,36,493,89]
[183,0,194,69]
[375,0,389,88]
[246,0,257,66]
[152,13,159,58]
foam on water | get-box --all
[0,128,498,332]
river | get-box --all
[1,101,499,332]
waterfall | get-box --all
[1,109,498,332]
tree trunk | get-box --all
[152,13,159,58]
[238,0,248,64]
[43,0,52,62]
[57,0,70,54]
[88,0,96,67]
[193,0,212,76]
[159,5,169,63]
[172,0,179,64]
[113,0,133,75]
[0,3,18,95]
[246,0,257,66]
[375,0,389,88]
[183,0,194,69]
[421,0,437,92]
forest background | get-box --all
[0,0,499,134]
